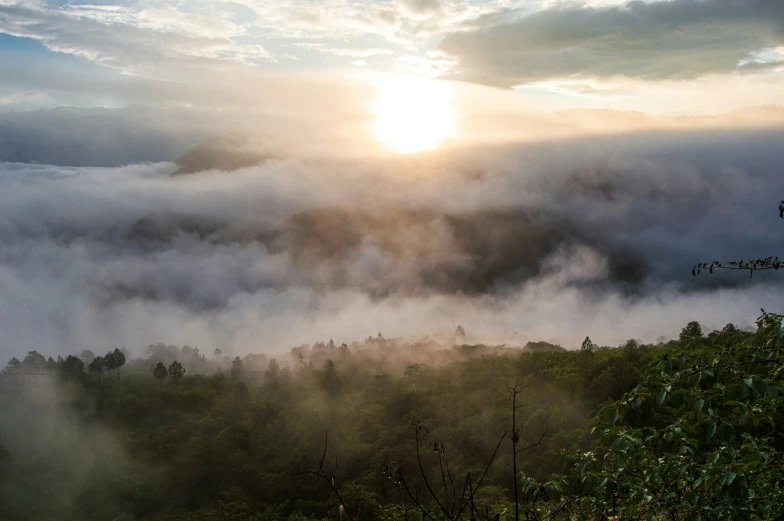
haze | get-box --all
[1,0,783,358]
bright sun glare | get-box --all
[373,77,457,154]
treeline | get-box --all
[4,317,776,521]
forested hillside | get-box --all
[3,315,781,521]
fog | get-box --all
[1,128,783,360]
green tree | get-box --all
[541,311,784,521]
[679,320,703,344]
[580,336,594,399]
[153,361,168,390]
[168,360,185,388]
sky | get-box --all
[1,0,784,115]
[1,0,784,361]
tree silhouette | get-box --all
[231,356,244,381]
[104,350,117,386]
[89,356,105,393]
[679,320,703,343]
[113,347,126,383]
[23,351,46,369]
[168,360,185,388]
[321,359,340,395]
[153,362,167,390]
[579,336,594,399]
[60,355,85,381]
[266,358,280,378]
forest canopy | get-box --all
[2,312,781,521]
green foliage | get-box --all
[5,317,780,521]
[536,311,784,521]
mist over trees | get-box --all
[1,195,783,520]
[2,310,780,521]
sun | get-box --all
[372,77,458,153]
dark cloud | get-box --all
[439,0,784,87]
[400,0,442,14]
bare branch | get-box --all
[413,423,452,519]
[516,427,548,455]
[299,430,355,521]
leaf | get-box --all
[725,471,737,486]
[656,390,667,406]
[706,423,717,442]
[694,398,705,416]
[743,377,754,388]
[612,436,628,453]
[610,408,619,426]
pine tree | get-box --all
[168,360,185,388]
[153,362,167,390]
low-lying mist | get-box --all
[2,128,784,360]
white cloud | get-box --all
[1,129,784,359]
[288,42,394,57]
[0,3,273,75]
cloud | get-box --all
[439,0,784,87]
[0,3,272,73]
[0,107,208,166]
[1,128,783,360]
[287,43,394,57]
[0,0,519,83]
[399,0,443,15]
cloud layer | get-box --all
[1,128,784,360]
[440,0,784,87]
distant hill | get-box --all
[523,341,566,353]
[171,134,279,175]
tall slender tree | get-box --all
[168,360,185,388]
[153,362,167,391]
[104,350,117,386]
[113,347,126,383]
[89,356,105,394]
